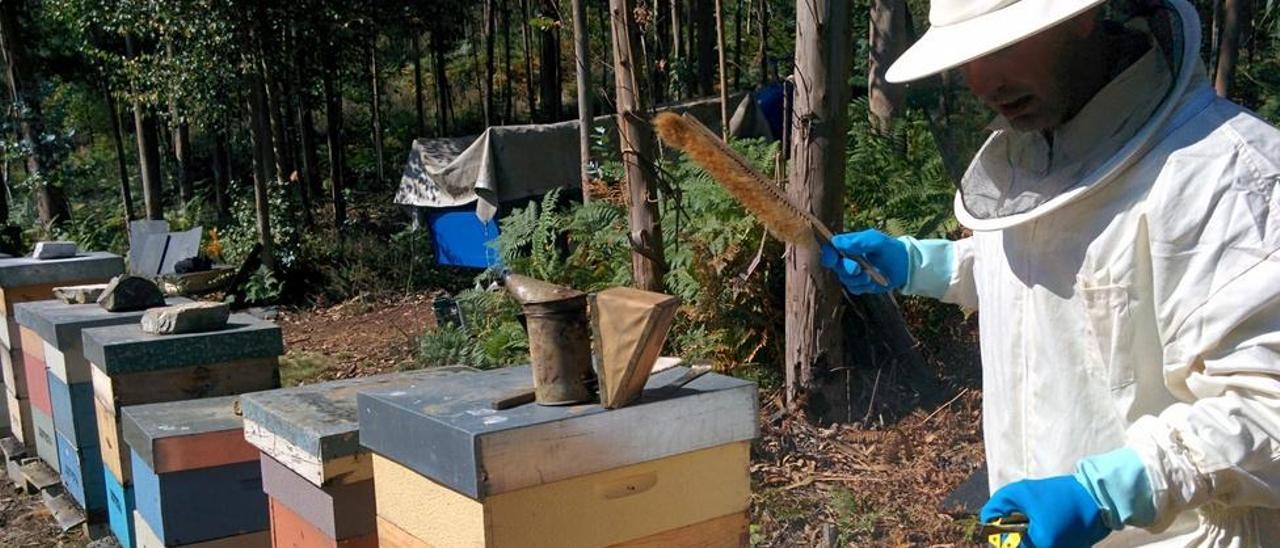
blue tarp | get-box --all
[425,207,500,268]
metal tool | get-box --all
[980,513,1028,547]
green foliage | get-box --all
[414,323,476,369]
[244,266,284,304]
[220,178,302,269]
[413,287,528,370]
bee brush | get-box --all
[652,112,889,287]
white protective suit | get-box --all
[935,0,1280,545]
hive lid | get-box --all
[82,313,282,374]
[14,297,191,350]
[0,252,123,287]
[120,394,254,472]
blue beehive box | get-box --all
[57,431,105,513]
[105,462,135,548]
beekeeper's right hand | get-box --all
[821,229,958,298]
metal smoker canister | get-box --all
[505,274,594,405]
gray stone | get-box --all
[0,252,123,288]
[33,241,78,260]
[52,284,108,305]
[140,302,230,335]
[97,276,165,312]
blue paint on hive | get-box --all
[104,462,136,548]
[131,451,268,545]
[47,371,97,448]
[57,431,105,512]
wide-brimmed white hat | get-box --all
[886,0,1109,83]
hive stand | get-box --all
[358,365,759,548]
[240,366,473,548]
[0,252,122,461]
[122,395,270,547]
[83,314,282,548]
[13,297,190,521]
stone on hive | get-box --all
[97,275,165,312]
[33,241,78,260]
[140,302,230,335]
[53,284,109,305]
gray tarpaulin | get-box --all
[394,93,772,221]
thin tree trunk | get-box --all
[733,0,743,88]
[166,41,194,205]
[103,80,136,221]
[501,0,514,123]
[1215,0,1244,97]
[322,36,347,230]
[521,0,539,121]
[758,0,769,84]
[248,70,277,271]
[868,0,909,132]
[715,0,729,139]
[572,0,593,202]
[695,0,715,96]
[786,0,851,412]
[370,42,385,185]
[609,0,664,291]
[539,0,564,121]
[484,0,496,127]
[431,32,453,134]
[412,32,427,136]
[126,33,165,221]
[598,0,612,103]
[212,129,229,220]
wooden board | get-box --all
[131,452,268,546]
[105,461,137,548]
[32,405,59,472]
[18,326,44,361]
[607,512,748,548]
[0,278,109,317]
[269,497,379,548]
[375,516,432,548]
[92,357,280,409]
[1,343,26,396]
[243,419,372,488]
[6,389,33,446]
[259,453,376,540]
[47,372,97,448]
[121,395,256,474]
[22,348,50,415]
[373,441,751,548]
[135,510,271,548]
[56,430,106,512]
[95,396,131,482]
[45,341,92,384]
[0,318,21,350]
[20,458,61,491]
[358,365,758,498]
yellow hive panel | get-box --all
[374,442,750,548]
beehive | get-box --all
[240,367,473,547]
[13,297,189,514]
[82,314,282,548]
[358,365,758,547]
[0,252,122,454]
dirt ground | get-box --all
[0,292,986,546]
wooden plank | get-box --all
[95,396,130,483]
[121,395,256,474]
[375,516,433,548]
[1,278,108,317]
[6,389,33,446]
[32,405,59,472]
[269,497,379,548]
[45,341,93,384]
[0,317,20,350]
[19,326,44,361]
[260,454,376,540]
[22,349,50,415]
[21,458,61,491]
[92,357,280,409]
[243,419,372,487]
[136,510,271,548]
[607,512,749,548]
[43,487,88,532]
[1,343,26,396]
[47,372,97,448]
[358,365,758,498]
[373,442,751,548]
[132,451,268,546]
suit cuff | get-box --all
[897,236,954,299]
[1074,447,1157,530]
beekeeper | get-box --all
[822,0,1280,545]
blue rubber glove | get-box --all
[819,230,909,294]
[981,476,1110,548]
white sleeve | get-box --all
[940,236,979,310]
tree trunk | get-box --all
[671,0,683,68]
[538,0,563,121]
[322,36,347,230]
[248,71,277,271]
[1215,0,1244,97]
[412,32,427,137]
[0,0,70,227]
[786,0,851,412]
[501,0,515,123]
[715,0,729,139]
[868,0,909,132]
[212,129,229,220]
[102,80,136,221]
[757,0,769,84]
[370,42,385,185]
[132,107,164,220]
[521,0,539,121]
[572,0,593,202]
[609,0,665,291]
[733,0,743,88]
[484,0,497,127]
[430,32,454,135]
[695,0,715,96]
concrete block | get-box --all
[259,454,374,540]
[357,365,758,498]
[240,367,472,486]
[131,451,269,545]
[13,298,190,383]
[33,241,79,260]
[32,404,59,472]
[140,302,229,335]
[48,371,97,448]
[57,431,106,512]
[105,462,137,548]
[0,252,123,288]
[121,395,257,474]
[372,442,751,548]
[135,510,271,548]
[82,314,283,375]
[268,497,377,548]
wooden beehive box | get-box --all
[82,314,282,548]
[358,365,758,548]
[122,395,269,547]
[241,366,473,547]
